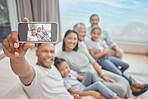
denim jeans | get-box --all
[97,56,133,85]
[82,71,116,99]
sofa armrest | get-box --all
[1,82,29,99]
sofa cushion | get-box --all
[1,82,29,99]
[1,81,95,99]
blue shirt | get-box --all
[63,70,86,92]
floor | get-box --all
[123,53,148,99]
[0,48,148,99]
[123,53,148,65]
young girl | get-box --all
[86,26,148,96]
[54,57,121,99]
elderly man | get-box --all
[87,14,123,59]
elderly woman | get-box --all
[58,29,132,98]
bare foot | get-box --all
[132,82,145,89]
[131,85,141,92]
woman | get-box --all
[58,29,132,98]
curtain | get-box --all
[15,0,61,40]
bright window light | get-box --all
[59,0,148,43]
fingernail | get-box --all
[14,43,19,48]
[14,52,19,56]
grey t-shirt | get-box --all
[63,70,86,92]
[58,47,97,76]
[79,41,87,50]
[22,65,73,99]
[86,39,105,53]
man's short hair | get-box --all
[31,29,36,31]
[36,43,42,49]
[36,43,55,49]
[90,14,99,21]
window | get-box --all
[59,0,148,44]
[0,0,11,49]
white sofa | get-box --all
[1,81,94,99]
[1,82,29,99]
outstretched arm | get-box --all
[2,18,35,85]
[10,54,35,85]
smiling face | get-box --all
[77,27,86,41]
[90,15,99,27]
[91,28,101,41]
[36,43,55,68]
[64,32,78,52]
[57,61,70,77]
[31,30,36,36]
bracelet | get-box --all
[100,73,104,77]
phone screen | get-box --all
[18,22,58,43]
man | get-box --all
[2,18,80,99]
[28,29,38,41]
[87,14,123,59]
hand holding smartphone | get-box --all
[18,22,59,43]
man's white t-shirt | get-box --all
[22,65,74,99]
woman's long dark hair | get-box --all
[62,30,79,51]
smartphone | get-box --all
[18,22,59,43]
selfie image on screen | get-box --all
[27,23,51,42]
